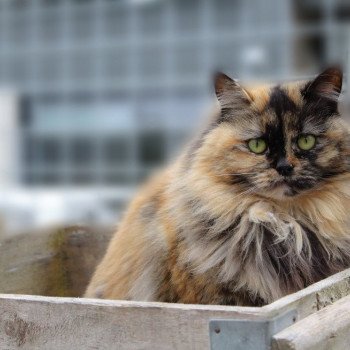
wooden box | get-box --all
[0,227,349,349]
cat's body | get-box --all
[85,68,350,306]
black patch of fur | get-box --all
[216,216,241,241]
[268,86,297,117]
[265,87,298,168]
[257,223,345,301]
[229,174,252,187]
[301,81,339,120]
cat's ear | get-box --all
[214,72,252,110]
[303,67,342,102]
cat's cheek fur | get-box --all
[198,126,270,190]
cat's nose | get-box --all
[276,158,294,176]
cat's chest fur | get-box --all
[168,189,350,305]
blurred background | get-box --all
[0,0,349,236]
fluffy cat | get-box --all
[85,67,350,306]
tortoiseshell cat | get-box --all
[85,67,350,306]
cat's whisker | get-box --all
[236,186,258,197]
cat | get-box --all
[85,67,350,306]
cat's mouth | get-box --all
[253,180,295,200]
[271,179,291,189]
[262,178,299,198]
[251,174,318,200]
[266,177,316,198]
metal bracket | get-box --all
[209,309,297,350]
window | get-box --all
[70,138,95,166]
[71,171,95,185]
[20,99,140,187]
[213,41,241,75]
[7,55,30,85]
[174,45,202,77]
[39,0,62,7]
[103,49,130,80]
[138,46,164,79]
[138,131,166,167]
[24,137,62,166]
[69,52,96,83]
[138,3,165,35]
[70,7,95,41]
[104,6,130,38]
[104,137,130,164]
[37,54,63,83]
[174,0,201,34]
[7,14,31,45]
[39,11,63,42]
[19,92,197,187]
[213,0,242,30]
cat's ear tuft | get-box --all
[214,72,252,110]
[304,66,343,102]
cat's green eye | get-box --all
[297,135,316,151]
[248,138,267,154]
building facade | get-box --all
[0,0,348,233]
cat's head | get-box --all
[193,67,349,200]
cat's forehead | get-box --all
[246,81,305,114]
[231,80,326,139]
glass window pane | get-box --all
[138,131,166,166]
[70,8,95,41]
[69,52,96,82]
[175,45,202,76]
[138,3,165,35]
[213,0,243,30]
[39,171,62,185]
[71,172,95,184]
[104,137,130,164]
[138,46,164,79]
[23,137,62,165]
[70,138,95,165]
[103,49,129,80]
[103,6,129,37]
[37,54,63,83]
[104,172,133,185]
[39,11,63,42]
[174,0,201,34]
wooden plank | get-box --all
[1,267,350,350]
[272,294,350,350]
[0,294,260,350]
[0,226,113,297]
[262,267,350,320]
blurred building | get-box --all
[0,0,349,234]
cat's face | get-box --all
[196,68,349,200]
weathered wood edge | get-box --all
[0,295,260,350]
[0,293,260,315]
[262,267,350,319]
[1,265,350,320]
[208,269,350,350]
[0,268,349,349]
[271,294,350,350]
